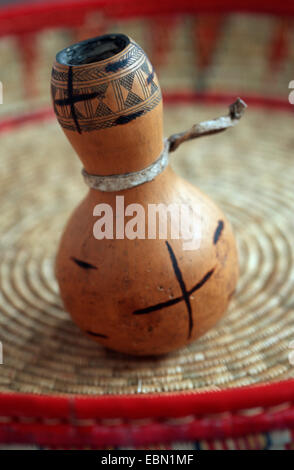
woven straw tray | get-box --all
[1,101,294,448]
[0,0,294,450]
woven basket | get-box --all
[0,0,294,450]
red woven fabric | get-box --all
[0,384,294,446]
[1,0,294,37]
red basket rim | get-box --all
[1,378,294,420]
[0,92,293,134]
[1,380,294,447]
[1,0,294,37]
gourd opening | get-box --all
[56,34,130,66]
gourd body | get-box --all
[56,170,238,355]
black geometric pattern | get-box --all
[124,90,144,107]
[57,92,162,132]
[119,71,135,91]
[150,81,158,96]
[51,40,161,133]
[140,59,150,76]
[95,101,113,117]
[52,43,143,83]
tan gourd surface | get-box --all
[52,34,239,355]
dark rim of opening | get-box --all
[56,34,130,66]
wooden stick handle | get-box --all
[168,98,247,153]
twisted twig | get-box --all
[168,97,247,153]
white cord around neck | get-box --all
[82,139,169,192]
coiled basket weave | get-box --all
[0,0,294,450]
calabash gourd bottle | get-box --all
[51,34,240,355]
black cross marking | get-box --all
[54,66,102,134]
[213,220,224,244]
[71,257,97,270]
[86,330,108,339]
[133,241,215,339]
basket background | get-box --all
[0,0,294,449]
